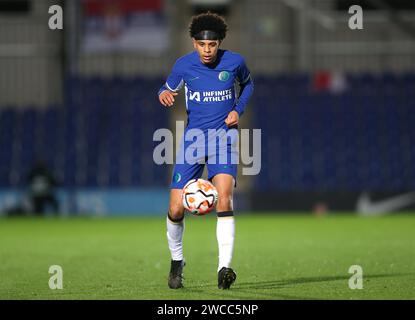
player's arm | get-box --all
[225,57,254,127]
[158,60,184,107]
[233,57,254,117]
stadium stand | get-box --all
[0,76,170,188]
[0,73,414,191]
[253,72,415,191]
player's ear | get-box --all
[192,38,197,49]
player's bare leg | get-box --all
[166,188,186,289]
[212,173,237,289]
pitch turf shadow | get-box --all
[158,273,412,300]
[184,273,411,300]
[235,273,409,290]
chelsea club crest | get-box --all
[218,71,230,82]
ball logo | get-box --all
[218,71,230,82]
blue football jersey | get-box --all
[158,49,253,132]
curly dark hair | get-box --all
[189,12,228,40]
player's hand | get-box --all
[159,90,178,107]
[225,110,239,127]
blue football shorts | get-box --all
[170,129,239,189]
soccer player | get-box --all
[158,12,254,289]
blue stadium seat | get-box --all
[253,74,415,191]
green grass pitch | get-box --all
[1,213,414,299]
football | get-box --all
[182,179,218,215]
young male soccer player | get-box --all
[158,12,254,289]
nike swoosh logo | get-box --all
[356,191,415,215]
[188,77,200,81]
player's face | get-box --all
[193,39,221,64]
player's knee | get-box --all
[168,205,184,221]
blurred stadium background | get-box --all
[0,0,415,216]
